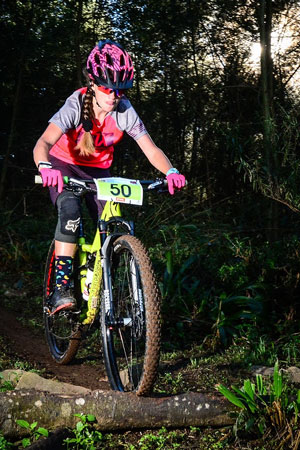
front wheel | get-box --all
[43,240,82,364]
[101,235,161,396]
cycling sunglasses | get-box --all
[96,85,125,97]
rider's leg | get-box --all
[54,242,76,299]
[85,192,106,226]
[55,241,77,257]
[48,192,81,313]
[47,156,110,313]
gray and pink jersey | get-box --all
[49,87,148,168]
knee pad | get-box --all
[55,192,81,243]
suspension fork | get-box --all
[99,222,118,328]
[98,210,136,323]
[99,222,136,327]
[130,257,144,312]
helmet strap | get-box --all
[92,90,103,109]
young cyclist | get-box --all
[33,39,185,314]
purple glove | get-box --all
[40,168,64,193]
[166,170,186,195]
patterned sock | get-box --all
[55,256,73,290]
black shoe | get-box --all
[48,287,77,314]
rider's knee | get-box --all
[55,191,81,243]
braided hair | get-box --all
[75,74,95,157]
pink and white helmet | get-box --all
[86,39,134,89]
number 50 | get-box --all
[110,183,131,197]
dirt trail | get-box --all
[0,306,109,391]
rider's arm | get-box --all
[136,134,173,174]
[136,133,185,195]
[33,122,63,168]
[33,122,64,193]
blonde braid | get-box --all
[75,86,95,157]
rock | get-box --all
[285,366,300,384]
[15,372,91,396]
[250,365,300,384]
[0,369,25,387]
[249,365,274,377]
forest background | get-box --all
[2,0,300,367]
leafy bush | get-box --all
[64,414,103,450]
[15,420,48,448]
[137,426,184,450]
[0,432,13,449]
[0,374,14,392]
[217,361,300,446]
[148,222,300,348]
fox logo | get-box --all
[65,217,80,233]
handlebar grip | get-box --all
[35,175,69,185]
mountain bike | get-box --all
[37,175,165,396]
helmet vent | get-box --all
[106,53,113,66]
[107,68,115,82]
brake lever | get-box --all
[147,179,167,191]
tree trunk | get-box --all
[0,389,235,439]
[258,0,279,240]
[74,0,83,87]
[259,0,274,172]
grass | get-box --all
[62,425,235,449]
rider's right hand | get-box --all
[39,168,64,193]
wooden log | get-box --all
[0,389,235,439]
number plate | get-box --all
[94,177,143,205]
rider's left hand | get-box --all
[166,172,186,195]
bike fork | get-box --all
[99,220,115,323]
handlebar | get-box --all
[35,175,169,194]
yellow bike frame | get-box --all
[78,201,121,325]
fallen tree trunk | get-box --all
[0,389,235,438]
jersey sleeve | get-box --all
[49,90,83,133]
[117,98,148,141]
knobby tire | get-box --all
[101,235,161,396]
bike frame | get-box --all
[77,200,126,325]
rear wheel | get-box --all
[101,235,161,396]
[43,240,82,364]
